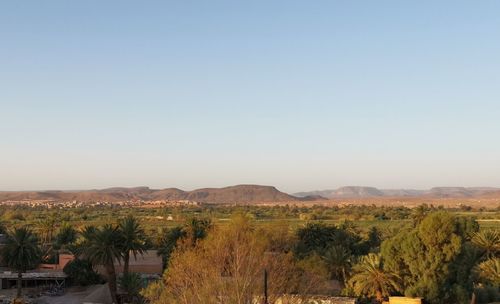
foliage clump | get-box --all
[63,258,103,286]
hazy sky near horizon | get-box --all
[1,1,500,193]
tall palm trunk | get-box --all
[106,262,118,304]
[123,251,130,276]
[17,271,22,298]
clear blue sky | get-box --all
[1,1,500,192]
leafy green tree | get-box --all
[1,227,42,298]
[411,204,430,225]
[455,216,480,240]
[118,215,148,276]
[366,226,382,251]
[295,222,362,258]
[348,253,400,303]
[450,242,483,299]
[381,212,469,303]
[78,224,123,303]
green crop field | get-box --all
[1,204,498,237]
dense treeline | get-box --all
[143,210,499,304]
[0,205,498,303]
[1,203,499,232]
[0,215,149,303]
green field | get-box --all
[2,204,497,239]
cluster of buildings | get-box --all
[0,199,199,208]
[0,247,162,296]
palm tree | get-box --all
[157,226,186,269]
[322,245,352,284]
[118,215,147,276]
[54,222,78,251]
[119,272,145,304]
[1,227,42,299]
[471,230,500,259]
[80,225,98,242]
[78,224,123,303]
[338,220,358,235]
[39,216,58,245]
[156,219,210,270]
[185,218,211,242]
[348,253,400,303]
[475,257,500,286]
[411,204,430,226]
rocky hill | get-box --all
[295,186,384,198]
[426,187,500,198]
[0,185,303,204]
[295,186,500,198]
[2,185,499,204]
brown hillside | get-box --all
[0,185,300,204]
[185,185,297,204]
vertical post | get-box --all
[263,269,268,304]
[471,292,476,304]
[471,282,476,304]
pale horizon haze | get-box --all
[1,1,500,193]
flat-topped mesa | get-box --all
[295,186,500,199]
[2,185,500,204]
[335,186,384,198]
[294,186,384,198]
[184,185,298,204]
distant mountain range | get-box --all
[1,185,500,204]
[294,186,500,199]
[0,185,305,204]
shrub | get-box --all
[119,272,145,299]
[63,259,103,286]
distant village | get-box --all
[0,199,200,208]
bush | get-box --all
[475,285,500,304]
[120,272,146,303]
[63,259,103,286]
